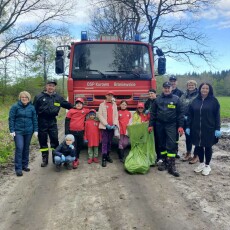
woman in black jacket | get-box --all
[186,83,221,176]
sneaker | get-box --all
[16,171,23,177]
[55,164,61,172]
[93,157,99,163]
[72,159,79,169]
[194,162,205,173]
[66,163,72,170]
[88,158,93,164]
[22,167,30,172]
[202,165,211,176]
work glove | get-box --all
[184,115,188,120]
[69,144,74,149]
[178,127,184,136]
[148,127,153,133]
[144,110,149,115]
[34,132,38,138]
[10,132,16,137]
[61,155,66,162]
[215,130,222,138]
[185,128,190,135]
[106,124,111,130]
[84,140,88,144]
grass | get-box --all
[217,97,230,118]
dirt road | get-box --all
[0,131,229,230]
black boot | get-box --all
[102,155,107,167]
[168,158,180,177]
[158,156,168,171]
[106,152,113,163]
[118,149,125,163]
[41,152,48,167]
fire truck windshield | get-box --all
[72,43,152,80]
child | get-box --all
[65,98,90,169]
[132,102,150,124]
[84,109,100,164]
[118,100,131,162]
[54,134,76,171]
[98,90,119,167]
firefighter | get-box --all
[169,75,184,159]
[33,80,74,167]
[148,82,184,177]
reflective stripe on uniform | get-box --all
[161,150,167,156]
[40,148,49,152]
[167,153,176,158]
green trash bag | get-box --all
[124,122,156,174]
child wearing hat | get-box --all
[54,134,76,171]
[118,100,132,162]
[98,91,119,167]
[65,98,90,169]
[132,102,150,124]
[84,109,100,164]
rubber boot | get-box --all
[41,152,48,167]
[118,149,125,163]
[168,158,180,177]
[106,152,113,163]
[102,154,107,167]
[158,156,168,171]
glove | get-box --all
[34,132,38,138]
[84,140,88,143]
[185,128,190,135]
[215,130,222,138]
[61,155,66,162]
[184,116,188,120]
[148,127,153,133]
[145,110,149,115]
[110,125,115,130]
[69,144,74,149]
[10,132,16,137]
[106,124,111,130]
[178,127,184,136]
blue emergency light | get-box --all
[81,31,88,41]
[134,34,141,41]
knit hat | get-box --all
[65,134,75,142]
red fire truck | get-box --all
[55,32,166,109]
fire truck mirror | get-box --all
[55,56,64,74]
[158,57,166,75]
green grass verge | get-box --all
[217,97,230,118]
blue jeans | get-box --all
[54,155,75,165]
[14,134,33,172]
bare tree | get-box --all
[90,0,217,68]
[0,0,77,60]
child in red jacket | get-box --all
[84,109,100,164]
[65,98,90,169]
[118,100,132,162]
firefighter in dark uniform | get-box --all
[169,75,184,158]
[33,80,74,167]
[148,82,184,177]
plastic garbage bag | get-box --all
[124,122,156,174]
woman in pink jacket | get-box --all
[98,91,119,167]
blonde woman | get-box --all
[9,91,38,176]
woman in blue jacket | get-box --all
[186,83,221,176]
[9,91,38,176]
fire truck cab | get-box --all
[55,32,166,109]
